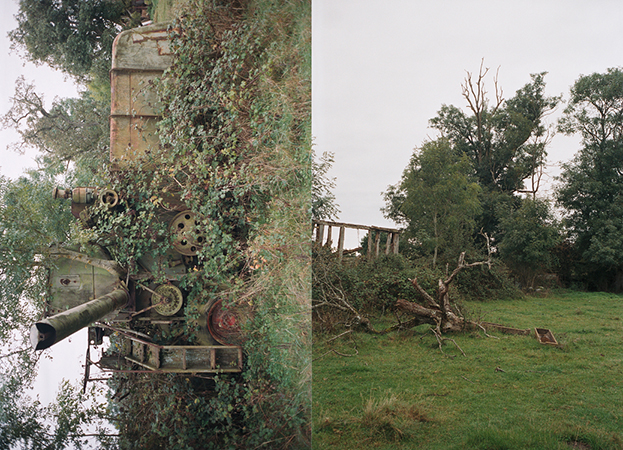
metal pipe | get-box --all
[30,288,129,350]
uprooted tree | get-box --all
[313,235,498,343]
[394,250,491,335]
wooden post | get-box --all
[374,230,381,258]
[315,224,324,245]
[326,226,332,247]
[338,226,345,260]
[385,232,392,255]
[367,229,373,260]
[393,233,400,254]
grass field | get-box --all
[150,0,185,22]
[312,291,623,449]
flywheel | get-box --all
[169,210,205,256]
[153,284,184,316]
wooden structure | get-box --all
[313,220,401,260]
[85,324,243,380]
[122,334,243,373]
[535,328,558,345]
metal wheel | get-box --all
[153,284,184,316]
[99,189,119,208]
[169,210,205,256]
[207,299,241,345]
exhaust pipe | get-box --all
[30,288,129,350]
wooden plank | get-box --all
[119,334,243,373]
[313,220,401,234]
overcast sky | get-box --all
[1,1,85,409]
[0,2,80,178]
[312,0,623,247]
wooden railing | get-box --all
[313,220,401,260]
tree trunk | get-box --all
[395,250,491,334]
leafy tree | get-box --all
[0,375,114,450]
[0,169,73,343]
[557,68,623,290]
[429,64,560,244]
[1,77,110,173]
[497,198,561,288]
[383,138,481,267]
[8,0,138,84]
[430,64,560,193]
[312,150,340,220]
[0,375,50,450]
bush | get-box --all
[313,247,521,333]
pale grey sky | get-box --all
[0,1,80,178]
[312,0,623,247]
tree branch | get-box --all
[409,277,439,308]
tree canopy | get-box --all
[0,170,74,343]
[383,64,564,288]
[1,77,110,173]
[557,68,623,290]
[8,0,137,84]
[383,138,481,266]
[497,198,561,288]
[429,65,560,194]
[312,150,340,221]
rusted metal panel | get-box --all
[48,255,120,314]
[111,23,172,71]
[110,22,172,167]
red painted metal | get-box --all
[207,299,242,345]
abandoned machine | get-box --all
[29,23,244,376]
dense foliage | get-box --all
[1,76,111,174]
[2,0,311,448]
[382,66,563,290]
[312,150,340,220]
[557,68,623,291]
[312,249,520,333]
[429,70,560,194]
[8,0,141,86]
[85,0,312,447]
[497,198,561,288]
[383,138,481,267]
[0,170,73,343]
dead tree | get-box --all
[395,245,492,335]
[313,234,498,341]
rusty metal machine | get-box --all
[30,23,244,375]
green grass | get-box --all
[312,291,623,449]
[150,0,186,22]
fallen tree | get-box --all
[313,234,519,340]
[395,251,491,334]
